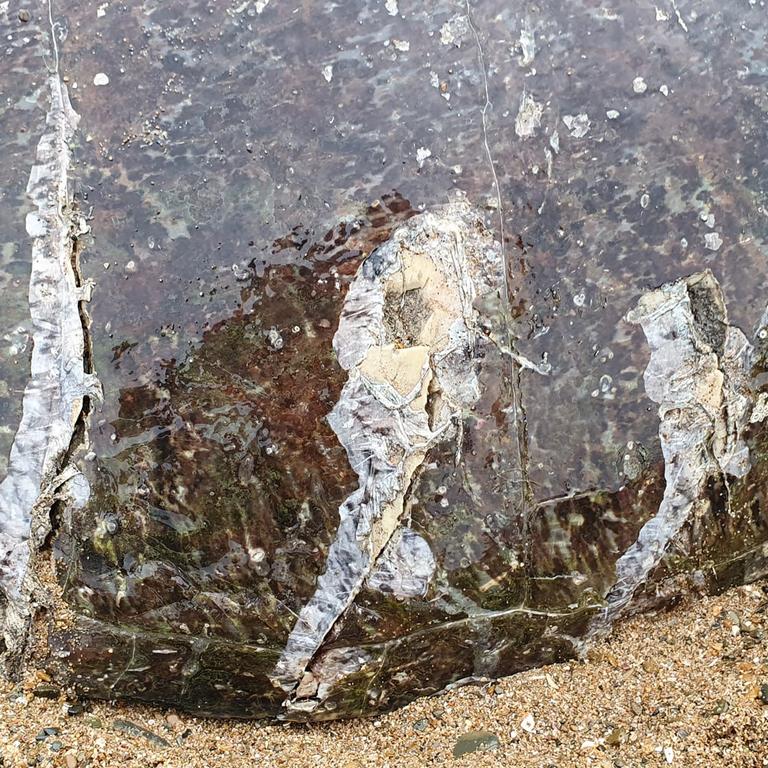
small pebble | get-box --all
[232,263,252,281]
[18,8,31,21]
[112,718,171,748]
[633,76,648,94]
[452,731,500,758]
[93,72,109,86]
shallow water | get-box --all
[2,0,768,719]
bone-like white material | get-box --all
[601,271,753,622]
[271,201,503,709]
[0,67,97,658]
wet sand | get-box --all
[2,581,767,767]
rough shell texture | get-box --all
[1,0,768,721]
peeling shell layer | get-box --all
[0,72,97,667]
[272,201,503,709]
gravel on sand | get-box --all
[2,582,768,767]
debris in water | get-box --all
[671,0,689,31]
[563,113,590,138]
[515,93,543,139]
[452,732,500,757]
[266,327,284,350]
[439,14,469,47]
[600,271,752,622]
[232,263,252,281]
[416,147,431,167]
[704,232,723,251]
[518,21,535,67]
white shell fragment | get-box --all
[563,113,591,138]
[416,147,432,167]
[705,232,723,251]
[515,93,543,139]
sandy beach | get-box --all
[2,582,767,767]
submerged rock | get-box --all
[1,0,768,722]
